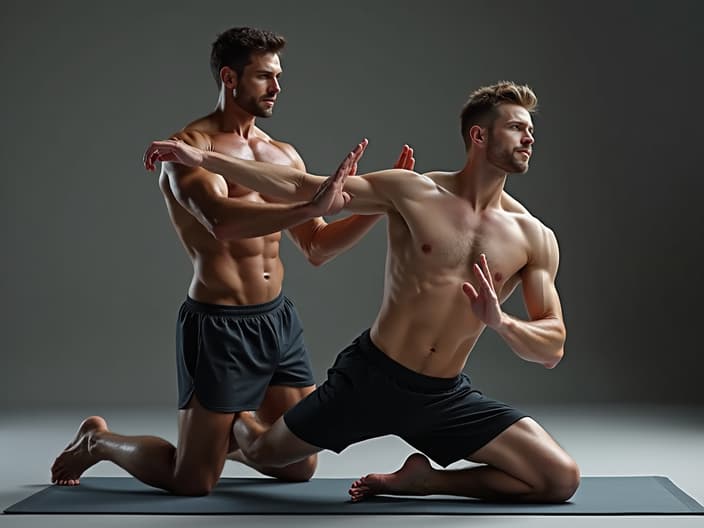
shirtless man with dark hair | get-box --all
[50,27,413,496]
[144,81,580,503]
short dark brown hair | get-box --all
[460,81,538,149]
[210,27,286,87]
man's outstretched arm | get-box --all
[288,145,415,266]
[157,131,352,239]
[462,229,566,369]
[145,138,414,214]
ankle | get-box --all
[86,430,104,457]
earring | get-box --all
[232,88,238,98]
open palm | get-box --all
[462,254,503,329]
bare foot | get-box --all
[50,416,108,486]
[349,453,434,502]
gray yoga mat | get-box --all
[4,476,703,515]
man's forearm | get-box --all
[494,314,566,369]
[202,151,318,201]
[306,214,383,266]
[210,200,317,240]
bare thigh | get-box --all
[467,417,577,486]
[174,395,235,493]
[252,384,319,471]
[256,384,316,424]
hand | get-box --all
[308,139,368,216]
[462,254,504,329]
[393,144,415,171]
[143,139,205,171]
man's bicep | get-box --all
[167,167,226,220]
[520,229,564,321]
[521,266,564,322]
[344,169,415,213]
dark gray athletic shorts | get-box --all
[176,292,315,413]
[284,329,528,467]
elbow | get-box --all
[301,229,333,267]
[307,252,331,267]
[543,328,566,369]
[543,348,564,369]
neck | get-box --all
[454,155,507,210]
[214,90,257,137]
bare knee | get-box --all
[170,470,219,497]
[244,437,280,467]
[170,479,215,497]
[538,457,581,503]
[282,455,317,482]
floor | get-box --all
[1,404,702,528]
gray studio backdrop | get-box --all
[2,1,702,409]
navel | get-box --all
[263,272,271,281]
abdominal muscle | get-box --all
[163,184,285,307]
[370,277,485,378]
[188,245,285,306]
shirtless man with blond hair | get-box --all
[50,27,413,496]
[143,81,580,502]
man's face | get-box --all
[485,104,535,174]
[234,52,282,118]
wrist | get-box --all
[200,150,217,171]
[299,201,320,220]
[491,311,512,333]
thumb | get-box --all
[462,282,478,301]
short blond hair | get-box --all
[460,81,538,149]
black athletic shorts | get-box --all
[176,292,315,413]
[284,329,528,467]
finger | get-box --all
[400,145,410,169]
[474,263,493,293]
[481,254,495,290]
[350,161,358,176]
[462,282,478,300]
[394,145,408,168]
[143,145,157,170]
[351,140,367,166]
[149,148,161,170]
[333,152,354,179]
[407,147,415,170]
[146,150,158,171]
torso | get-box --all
[371,171,542,377]
[159,115,297,306]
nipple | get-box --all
[421,244,432,254]
[494,272,502,282]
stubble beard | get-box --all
[236,93,274,118]
[487,138,529,175]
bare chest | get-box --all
[391,198,529,296]
[210,135,294,199]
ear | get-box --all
[220,66,238,89]
[468,125,487,149]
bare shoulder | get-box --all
[500,192,559,260]
[269,141,305,169]
[172,113,220,150]
[160,118,219,188]
[424,171,458,193]
[500,190,531,214]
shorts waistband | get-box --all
[184,291,285,317]
[358,329,462,391]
